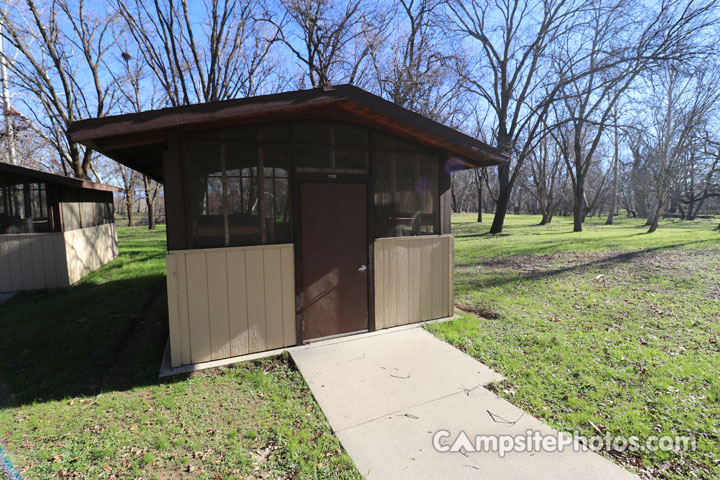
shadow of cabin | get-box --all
[0,274,183,407]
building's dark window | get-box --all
[372,152,438,238]
[183,121,441,247]
[0,181,51,233]
[62,189,82,231]
[29,183,47,220]
[95,196,108,226]
[79,190,96,229]
[226,143,261,246]
[294,122,369,173]
[104,197,114,224]
[263,147,291,245]
[187,139,291,249]
[0,182,27,233]
[9,184,25,218]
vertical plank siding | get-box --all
[186,253,212,364]
[374,235,454,330]
[0,224,118,293]
[206,252,231,361]
[166,244,297,368]
[64,224,119,285]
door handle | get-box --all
[358,265,367,272]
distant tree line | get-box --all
[1,0,718,232]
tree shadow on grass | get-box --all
[456,240,716,288]
[455,232,513,239]
[0,275,187,408]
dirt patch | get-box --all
[457,304,501,319]
[101,279,168,390]
[481,248,720,279]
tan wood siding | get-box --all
[165,244,297,368]
[0,224,117,293]
[64,223,119,285]
[207,252,231,360]
[374,235,454,329]
[165,254,183,368]
[226,250,249,357]
[186,253,212,363]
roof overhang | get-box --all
[0,161,123,193]
[69,85,508,182]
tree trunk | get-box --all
[146,196,155,230]
[451,183,458,213]
[143,175,156,230]
[688,198,705,220]
[645,201,657,226]
[648,203,664,233]
[66,138,91,179]
[573,175,585,232]
[476,172,483,223]
[490,163,510,234]
[606,113,619,225]
[647,195,665,233]
[126,194,135,227]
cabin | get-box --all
[0,162,120,293]
[69,85,507,369]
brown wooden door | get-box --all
[300,182,368,341]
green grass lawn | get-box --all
[428,213,720,480]
[0,226,359,480]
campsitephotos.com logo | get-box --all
[432,429,695,458]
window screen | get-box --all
[80,198,95,229]
[29,183,47,219]
[187,139,291,249]
[62,200,82,231]
[293,123,369,173]
[188,141,225,248]
[226,144,261,246]
[9,184,25,218]
[104,198,114,223]
[0,183,27,233]
[263,147,291,245]
[95,199,106,226]
[372,152,438,238]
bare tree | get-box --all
[369,0,463,122]
[677,134,720,219]
[605,104,621,224]
[473,168,485,222]
[551,0,716,232]
[116,0,279,106]
[0,14,17,165]
[0,0,120,178]
[448,0,587,234]
[142,175,161,229]
[643,64,719,232]
[527,135,568,224]
[266,0,387,88]
[450,0,718,233]
[115,164,138,227]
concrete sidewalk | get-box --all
[290,326,639,480]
